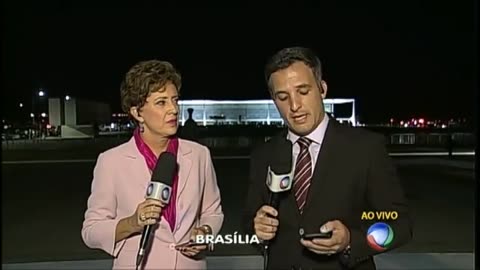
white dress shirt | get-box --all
[287,114,329,172]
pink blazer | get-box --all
[81,138,224,270]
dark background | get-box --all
[2,1,476,122]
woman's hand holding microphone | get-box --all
[128,199,165,233]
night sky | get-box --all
[2,1,476,122]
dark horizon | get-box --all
[2,2,476,122]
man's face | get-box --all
[269,61,328,136]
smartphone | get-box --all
[301,232,332,240]
[175,241,206,248]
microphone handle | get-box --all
[263,192,275,270]
[137,224,153,266]
[263,191,282,270]
[264,192,280,251]
[268,192,280,213]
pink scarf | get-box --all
[133,128,178,232]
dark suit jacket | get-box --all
[243,119,413,270]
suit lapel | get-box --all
[301,120,339,216]
[176,142,192,199]
[122,137,152,191]
[174,142,192,234]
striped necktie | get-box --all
[293,137,313,214]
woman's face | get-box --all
[131,82,179,138]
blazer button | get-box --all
[299,228,304,236]
[169,243,175,250]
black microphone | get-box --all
[266,138,294,210]
[263,138,293,270]
[136,152,176,269]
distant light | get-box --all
[441,124,447,129]
[400,121,404,125]
[126,123,131,128]
[41,113,47,117]
[419,118,425,124]
[65,95,70,101]
[110,123,115,129]
[30,113,34,118]
[4,125,8,130]
[403,123,408,128]
[179,98,355,106]
[390,118,394,123]
[19,103,23,108]
[46,124,52,129]
[38,91,45,97]
[413,120,418,125]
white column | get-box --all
[267,103,270,125]
[203,104,206,126]
[351,99,356,126]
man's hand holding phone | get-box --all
[300,220,350,256]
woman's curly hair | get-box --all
[120,60,182,114]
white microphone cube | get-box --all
[145,182,172,204]
[266,166,294,193]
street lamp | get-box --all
[19,103,24,108]
[65,95,71,101]
[41,113,47,118]
[32,88,47,124]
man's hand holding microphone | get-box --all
[255,138,294,270]
[254,205,279,241]
[255,138,293,243]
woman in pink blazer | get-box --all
[81,60,224,270]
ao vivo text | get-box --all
[361,211,398,220]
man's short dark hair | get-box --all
[264,47,323,92]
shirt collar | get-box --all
[287,114,329,146]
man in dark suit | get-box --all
[243,47,413,269]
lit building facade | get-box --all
[178,99,356,126]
